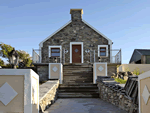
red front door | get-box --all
[72,45,81,63]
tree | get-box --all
[0,42,14,63]
[0,58,4,66]
[0,42,33,67]
[16,50,32,67]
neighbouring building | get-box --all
[129,49,150,64]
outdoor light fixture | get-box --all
[89,44,94,47]
[9,48,19,69]
[65,49,68,54]
[85,49,90,53]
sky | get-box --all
[0,0,150,64]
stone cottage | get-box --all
[32,9,122,82]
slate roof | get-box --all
[129,49,150,63]
[136,49,150,55]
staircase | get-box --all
[58,63,99,98]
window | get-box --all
[98,45,108,57]
[51,48,60,57]
[100,47,106,56]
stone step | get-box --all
[63,81,93,84]
[59,84,97,87]
[63,76,93,78]
[63,73,93,75]
[63,78,93,81]
[63,74,93,77]
[59,89,98,92]
[63,63,93,65]
[63,70,93,72]
[63,70,93,73]
[63,77,93,80]
[63,65,93,68]
[58,93,99,98]
[63,67,93,69]
[63,71,93,73]
[63,74,93,76]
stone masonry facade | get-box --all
[41,9,111,63]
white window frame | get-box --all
[98,45,108,57]
[49,46,62,58]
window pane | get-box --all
[100,48,106,51]
[51,53,60,56]
[51,49,60,52]
[100,52,106,56]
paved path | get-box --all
[44,98,127,113]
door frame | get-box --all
[70,42,83,63]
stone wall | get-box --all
[42,10,110,63]
[107,64,117,77]
[97,76,138,113]
[35,64,49,82]
[39,80,59,113]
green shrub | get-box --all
[114,78,127,84]
[133,67,140,75]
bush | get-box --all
[132,67,144,75]
[114,78,127,84]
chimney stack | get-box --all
[70,9,83,21]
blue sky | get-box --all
[0,0,150,64]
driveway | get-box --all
[44,98,127,113]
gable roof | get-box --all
[136,49,150,55]
[129,49,150,63]
[39,20,112,47]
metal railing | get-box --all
[88,49,122,64]
[32,49,65,64]
[32,48,122,64]
[32,49,41,63]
